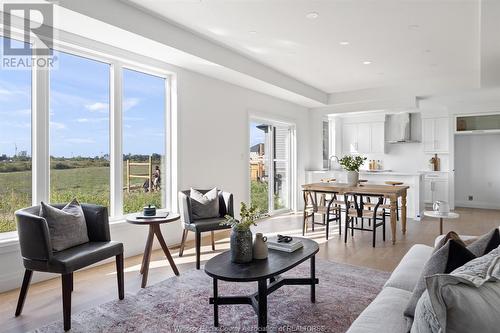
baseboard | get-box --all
[455,201,500,210]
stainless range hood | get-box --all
[386,112,421,143]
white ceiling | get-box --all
[125,0,480,94]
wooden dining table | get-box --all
[302,182,409,244]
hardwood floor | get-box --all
[1,207,498,332]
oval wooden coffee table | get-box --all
[205,237,319,331]
[126,213,180,288]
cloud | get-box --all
[66,138,95,144]
[50,121,66,130]
[0,109,31,116]
[0,88,14,96]
[83,98,139,113]
[0,121,30,128]
[123,98,140,111]
[0,83,30,101]
[85,102,109,112]
[76,117,108,123]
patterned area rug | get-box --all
[34,259,389,333]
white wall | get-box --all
[0,67,309,293]
[176,68,309,208]
[455,133,500,209]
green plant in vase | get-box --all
[221,202,261,263]
[339,155,367,186]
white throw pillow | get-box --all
[190,188,220,219]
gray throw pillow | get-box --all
[190,188,220,219]
[467,228,500,257]
[404,240,476,329]
[424,246,500,333]
[40,199,89,252]
[433,231,467,253]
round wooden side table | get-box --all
[423,211,460,235]
[126,213,180,288]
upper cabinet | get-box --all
[341,121,385,154]
[456,114,500,134]
[422,117,449,153]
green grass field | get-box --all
[0,165,162,233]
[1,161,276,233]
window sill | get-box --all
[0,209,174,251]
[0,231,19,245]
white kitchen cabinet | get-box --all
[424,173,449,204]
[342,122,385,154]
[423,117,449,153]
[357,123,371,153]
[370,122,385,153]
[342,123,357,153]
[433,181,449,202]
[424,179,433,203]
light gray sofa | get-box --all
[347,235,478,333]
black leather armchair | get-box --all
[15,204,124,331]
[178,190,233,269]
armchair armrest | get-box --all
[178,191,193,225]
[220,191,234,218]
[15,208,52,261]
[81,204,110,242]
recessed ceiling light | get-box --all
[306,12,319,19]
[363,61,372,65]
[339,41,350,46]
[248,30,257,35]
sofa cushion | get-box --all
[424,246,500,333]
[434,234,477,248]
[40,199,89,252]
[384,244,434,292]
[347,287,412,333]
[433,231,467,251]
[403,240,476,325]
[411,291,440,333]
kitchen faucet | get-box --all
[328,155,340,171]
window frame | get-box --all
[0,25,176,238]
[248,116,296,215]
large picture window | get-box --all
[122,68,166,214]
[0,33,172,234]
[0,36,32,233]
[49,50,111,207]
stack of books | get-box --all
[267,236,303,253]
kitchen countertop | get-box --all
[306,169,422,176]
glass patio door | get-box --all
[249,120,292,214]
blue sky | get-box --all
[0,38,31,157]
[0,36,166,158]
[250,121,266,147]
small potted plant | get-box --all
[339,155,367,186]
[221,202,261,263]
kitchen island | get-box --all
[305,170,424,220]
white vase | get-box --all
[253,233,268,260]
[346,171,359,186]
